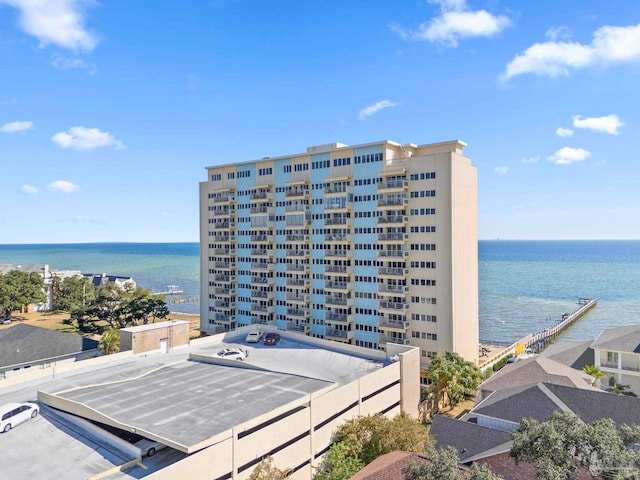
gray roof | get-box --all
[474,382,640,427]
[0,324,98,369]
[430,415,512,462]
[478,356,597,394]
[539,341,594,370]
[591,324,640,354]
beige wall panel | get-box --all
[360,386,401,417]
[146,437,233,480]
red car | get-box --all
[263,333,281,345]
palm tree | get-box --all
[606,377,637,397]
[583,365,605,387]
[98,328,120,355]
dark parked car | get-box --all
[263,333,281,346]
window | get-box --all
[284,165,292,173]
[227,172,235,179]
[238,170,251,178]
[606,351,618,365]
[211,173,221,181]
[259,167,272,176]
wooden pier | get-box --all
[478,298,597,371]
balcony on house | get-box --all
[324,264,353,276]
[325,328,354,341]
[249,191,273,202]
[379,300,410,312]
[378,318,410,332]
[378,284,409,296]
[378,334,410,346]
[377,232,409,243]
[325,295,353,307]
[378,267,409,277]
[325,280,349,291]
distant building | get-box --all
[199,139,478,366]
[591,324,640,396]
[83,273,136,289]
[0,323,99,376]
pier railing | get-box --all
[478,298,597,372]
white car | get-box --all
[0,402,39,433]
[135,438,168,457]
[245,331,264,343]
[216,347,248,361]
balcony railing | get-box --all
[251,249,269,256]
[250,234,272,242]
[377,197,408,207]
[325,295,351,306]
[214,248,236,256]
[378,284,409,294]
[286,293,310,303]
[287,308,310,318]
[378,216,408,224]
[285,203,308,212]
[379,249,408,258]
[378,179,408,190]
[325,265,351,275]
[212,194,235,203]
[377,233,408,242]
[286,263,310,272]
[251,262,274,271]
[250,290,269,299]
[325,312,350,323]
[250,206,270,214]
[213,287,235,295]
[325,328,353,340]
[250,276,271,285]
[250,191,272,201]
[214,274,235,282]
[213,261,236,269]
[324,184,351,194]
[286,278,310,287]
[286,234,309,242]
[324,233,351,242]
[378,267,409,277]
[379,319,410,330]
[213,222,235,229]
[285,189,309,198]
[325,250,348,258]
[250,303,274,314]
[379,300,409,311]
[286,249,308,257]
[325,217,347,226]
[213,209,235,216]
[379,335,410,345]
[325,281,348,290]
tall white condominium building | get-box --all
[200,140,478,365]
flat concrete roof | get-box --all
[37,334,385,454]
[120,319,189,333]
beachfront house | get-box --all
[591,324,640,397]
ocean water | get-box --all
[1,241,639,343]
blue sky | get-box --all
[1,0,639,243]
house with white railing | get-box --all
[592,324,640,396]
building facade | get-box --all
[199,139,478,365]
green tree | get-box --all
[403,446,501,480]
[510,411,640,480]
[99,328,121,355]
[423,352,484,414]
[0,270,46,318]
[314,442,364,480]
[55,276,95,312]
[248,456,289,480]
[333,413,430,465]
[583,365,605,387]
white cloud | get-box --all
[545,26,572,41]
[47,180,79,193]
[395,0,510,47]
[0,120,33,133]
[503,23,640,79]
[556,127,574,137]
[51,126,124,150]
[357,100,398,120]
[51,55,95,73]
[21,184,38,195]
[572,114,624,135]
[521,156,540,164]
[494,166,509,175]
[0,0,97,51]
[547,147,591,165]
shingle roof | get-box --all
[0,323,98,369]
[476,452,594,480]
[430,415,512,462]
[591,324,640,354]
[478,356,597,395]
[539,341,594,370]
[474,383,561,424]
[350,451,426,480]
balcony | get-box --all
[378,179,408,191]
[286,322,311,334]
[377,215,408,225]
[325,295,353,307]
[250,303,275,315]
[251,248,269,256]
[325,249,349,258]
[379,335,410,346]
[286,278,310,288]
[378,249,408,258]
[377,197,408,208]
[286,263,310,273]
[324,184,352,195]
[378,319,410,332]
[213,261,236,269]
[325,328,354,341]
[250,191,273,202]
[213,208,235,216]
[324,233,353,243]
[325,217,347,226]
[324,265,353,276]
[212,194,235,204]
[250,234,273,243]
[325,312,352,324]
[379,300,410,312]
[213,222,235,230]
[285,189,309,199]
[213,313,235,323]
[286,293,310,303]
[213,248,236,256]
[214,300,236,310]
[377,233,408,243]
[286,249,309,257]
[325,280,349,291]
[286,233,310,242]
[286,307,310,319]
[285,203,309,213]
[214,274,236,283]
[250,290,270,299]
[250,206,271,215]
[378,267,409,277]
[214,288,235,297]
[251,262,274,271]
[378,284,409,296]
[250,275,273,286]
[212,235,235,243]
[324,198,351,211]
